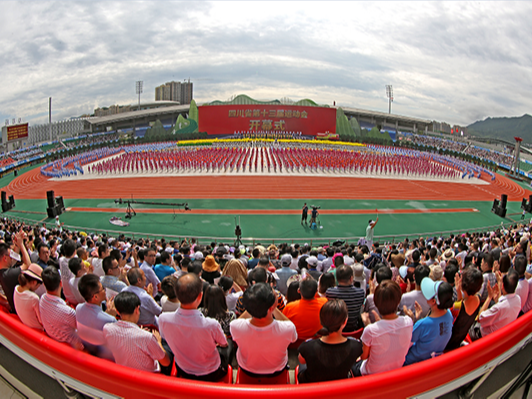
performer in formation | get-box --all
[41,141,490,182]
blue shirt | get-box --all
[404,310,453,365]
[154,264,175,282]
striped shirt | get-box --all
[325,285,365,332]
[39,293,82,349]
[103,320,165,372]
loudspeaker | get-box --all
[13,170,17,177]
[492,199,500,212]
[1,203,9,213]
[47,190,55,208]
[501,194,508,209]
[8,195,14,209]
[1,191,6,204]
[56,196,65,211]
[47,207,58,218]
[522,198,528,210]
[496,207,507,218]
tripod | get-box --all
[125,201,136,219]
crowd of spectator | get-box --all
[406,133,516,167]
[1,216,531,384]
[407,134,468,152]
[463,146,513,167]
[63,133,120,149]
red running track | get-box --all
[5,167,532,201]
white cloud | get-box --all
[1,1,531,128]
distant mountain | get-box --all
[467,114,532,144]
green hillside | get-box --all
[467,114,532,144]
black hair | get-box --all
[68,257,83,275]
[242,282,276,318]
[160,251,171,264]
[414,264,431,286]
[62,239,76,257]
[514,256,527,277]
[374,280,402,315]
[176,273,203,305]
[461,267,483,296]
[114,291,141,315]
[187,260,203,275]
[435,281,454,310]
[318,299,348,335]
[161,275,177,299]
[258,256,270,267]
[248,267,267,285]
[102,256,116,274]
[336,264,353,282]
[503,269,519,294]
[299,278,318,299]
[444,263,459,285]
[203,285,228,319]
[78,273,101,302]
[482,252,494,270]
[318,273,336,294]
[42,266,61,291]
[286,281,301,303]
[218,275,233,292]
[375,266,393,284]
[499,254,511,273]
[110,249,122,262]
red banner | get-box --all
[7,123,29,141]
[198,104,336,136]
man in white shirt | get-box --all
[398,264,431,321]
[230,282,297,377]
[159,273,230,382]
[76,273,117,359]
[39,266,84,350]
[471,270,521,339]
[123,268,161,326]
[104,291,170,372]
[58,239,78,305]
[91,244,110,277]
[514,257,529,312]
[140,248,161,297]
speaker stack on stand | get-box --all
[491,194,508,218]
[522,195,532,214]
[1,191,15,213]
[46,191,65,218]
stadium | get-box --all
[1,94,532,398]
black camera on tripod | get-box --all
[311,205,321,211]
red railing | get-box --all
[0,309,531,399]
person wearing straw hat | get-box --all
[202,255,221,285]
[14,263,44,330]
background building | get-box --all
[154,80,193,104]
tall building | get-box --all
[154,80,193,104]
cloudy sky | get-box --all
[1,1,531,128]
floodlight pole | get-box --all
[134,81,143,137]
[49,97,52,141]
[385,85,393,114]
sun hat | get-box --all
[442,249,455,261]
[23,263,43,283]
[202,255,220,272]
[391,253,405,268]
